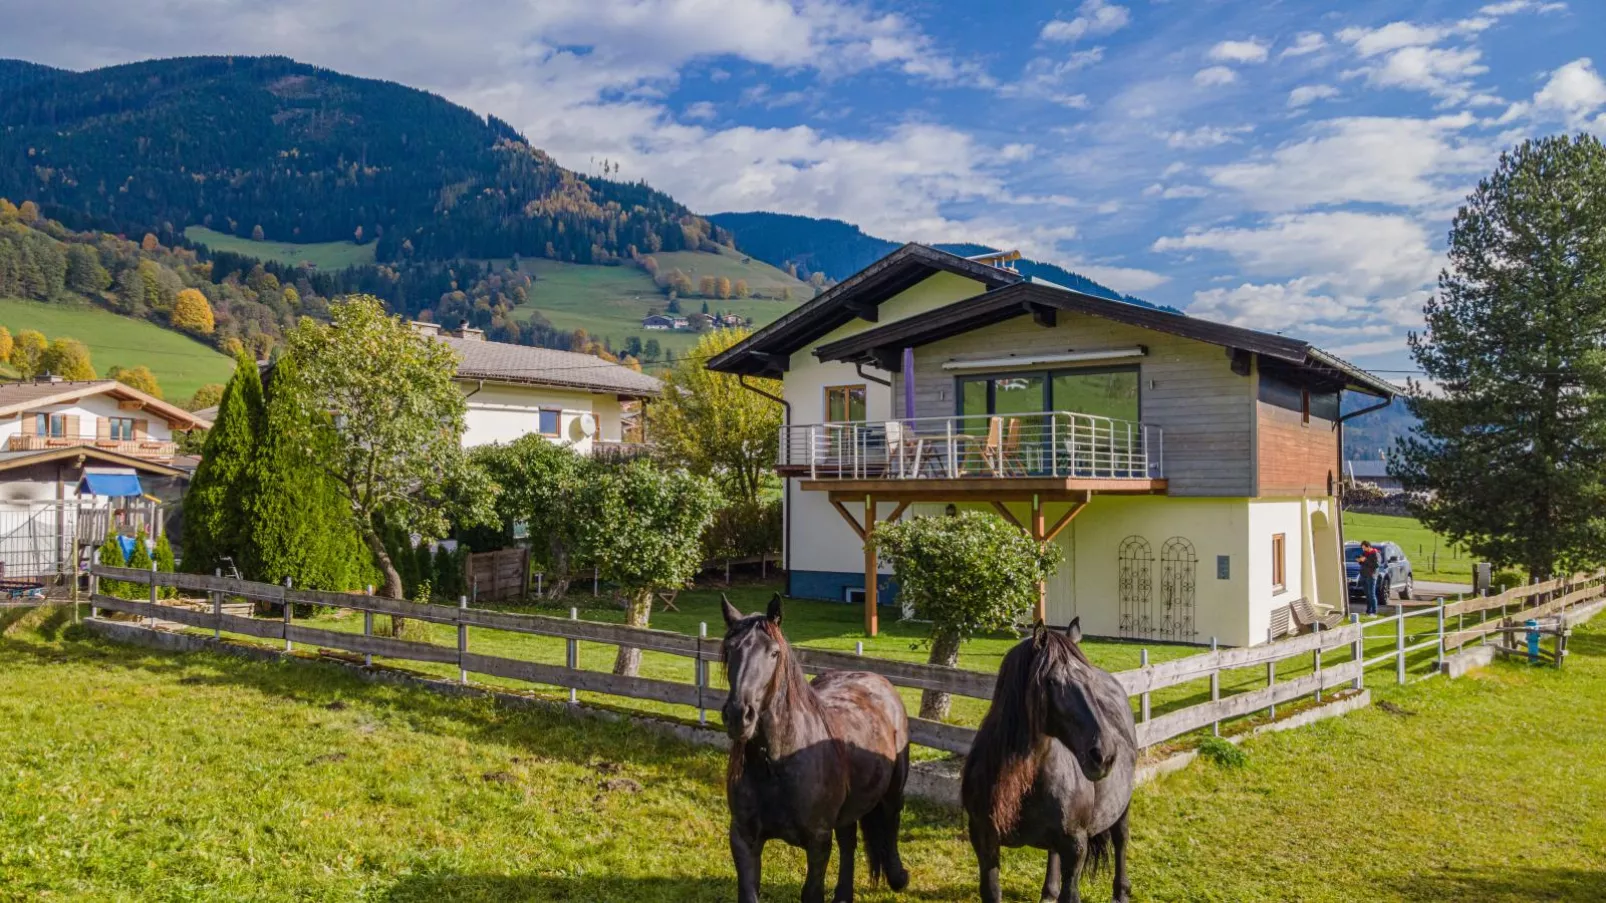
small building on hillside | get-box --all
[0,378,210,582]
[707,243,1398,647]
[641,314,687,331]
[413,321,662,452]
[1344,459,1402,493]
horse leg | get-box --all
[832,824,857,903]
[801,833,834,903]
[730,826,764,903]
[1111,807,1132,903]
[1038,850,1062,903]
[969,821,1003,903]
[1055,835,1086,903]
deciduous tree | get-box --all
[647,328,782,506]
[40,338,95,380]
[11,329,47,377]
[471,435,594,597]
[875,511,1061,719]
[172,288,215,334]
[108,364,162,398]
[0,326,12,364]
[186,383,225,411]
[1395,134,1606,579]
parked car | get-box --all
[1345,540,1414,603]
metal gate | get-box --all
[1117,535,1153,638]
[1158,536,1198,642]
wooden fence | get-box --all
[465,548,530,603]
[86,564,1606,756]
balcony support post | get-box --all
[1032,494,1048,624]
[863,494,879,637]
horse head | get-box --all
[1033,618,1120,782]
[720,592,788,743]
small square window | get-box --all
[538,409,561,436]
[35,413,64,438]
[108,417,136,441]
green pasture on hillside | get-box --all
[0,297,235,400]
[184,226,377,270]
[1342,511,1480,584]
[2,603,1603,901]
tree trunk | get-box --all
[547,537,572,598]
[363,528,407,636]
[612,588,654,677]
[919,628,963,721]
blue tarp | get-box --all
[80,472,143,498]
[117,534,137,561]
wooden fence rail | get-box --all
[86,564,1606,755]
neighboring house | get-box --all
[641,314,679,330]
[1345,459,1402,493]
[707,244,1398,647]
[0,378,210,581]
[414,322,662,452]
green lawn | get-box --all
[3,605,1603,901]
[1343,511,1479,583]
[0,297,235,400]
[184,226,377,270]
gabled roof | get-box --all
[438,335,662,398]
[705,243,1022,376]
[810,280,1399,398]
[0,380,213,428]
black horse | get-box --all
[961,619,1137,903]
[721,593,911,903]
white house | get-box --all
[707,244,1398,647]
[0,378,210,581]
[413,322,662,452]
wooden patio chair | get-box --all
[1290,597,1344,633]
[883,421,926,478]
[999,417,1028,476]
[655,588,682,613]
[958,416,1005,476]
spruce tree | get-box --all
[154,532,177,599]
[97,530,128,598]
[127,527,153,579]
[1396,134,1606,578]
[242,354,369,590]
[181,353,263,573]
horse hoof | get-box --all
[887,867,909,892]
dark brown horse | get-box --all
[721,593,911,903]
[961,619,1137,903]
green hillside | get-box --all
[0,298,234,400]
[653,245,808,297]
[185,227,375,270]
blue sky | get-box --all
[6,0,1606,372]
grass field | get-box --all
[513,250,805,358]
[1343,511,1479,583]
[184,226,377,270]
[3,605,1602,901]
[0,298,235,400]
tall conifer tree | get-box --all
[181,353,263,573]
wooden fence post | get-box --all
[1350,614,1363,690]
[147,560,158,630]
[89,566,99,620]
[1209,637,1220,737]
[1138,649,1150,723]
[363,585,374,667]
[1266,628,1276,720]
[283,578,293,653]
[1436,597,1446,672]
[458,595,469,685]
[1314,640,1323,703]
[592,566,599,597]
[1396,607,1407,685]
[697,622,708,726]
[213,567,222,640]
[567,607,579,704]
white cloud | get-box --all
[1479,1,1567,14]
[1281,32,1327,58]
[1208,39,1270,64]
[1153,211,1442,297]
[1194,66,1238,87]
[1206,115,1487,211]
[997,54,1097,108]
[1533,58,1606,121]
[1350,45,1489,101]
[1165,125,1252,149]
[1039,0,1130,43]
[682,101,718,121]
[1288,84,1339,108]
[1161,162,1190,178]
[1336,20,1488,58]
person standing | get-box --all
[1358,540,1382,615]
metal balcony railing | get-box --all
[779,411,1163,481]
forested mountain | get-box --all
[0,56,721,263]
[708,211,1166,309]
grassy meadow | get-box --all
[3,603,1603,901]
[0,297,235,400]
[184,226,378,270]
[1342,511,1479,584]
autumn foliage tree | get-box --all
[109,364,162,398]
[171,288,215,333]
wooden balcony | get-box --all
[7,435,179,460]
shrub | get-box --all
[96,531,129,598]
[153,532,177,599]
[1198,737,1247,768]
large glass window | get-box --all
[34,413,64,438]
[956,367,1139,420]
[1051,370,1140,421]
[108,417,135,440]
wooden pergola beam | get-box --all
[990,500,1023,530]
[829,497,866,542]
[1043,502,1087,544]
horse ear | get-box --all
[1031,620,1047,647]
[1064,617,1083,644]
[721,594,741,628]
[766,593,784,626]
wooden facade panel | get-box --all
[900,312,1256,497]
[1256,402,1339,498]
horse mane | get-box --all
[961,629,1088,836]
[722,617,827,787]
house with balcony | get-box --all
[706,244,1397,647]
[0,378,210,582]
[414,321,661,453]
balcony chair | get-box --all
[883,421,928,479]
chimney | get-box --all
[34,372,61,385]
[448,319,485,341]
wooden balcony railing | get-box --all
[7,435,179,459]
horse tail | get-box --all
[1084,827,1112,877]
[860,744,910,891]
